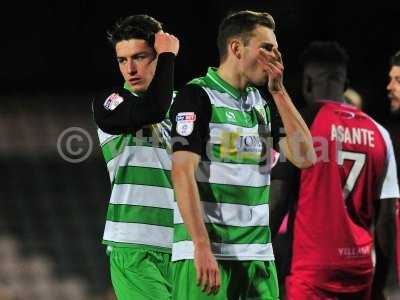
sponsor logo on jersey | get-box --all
[236,135,263,153]
[338,245,371,257]
[104,93,124,111]
[176,112,196,136]
[226,111,236,122]
[220,132,264,162]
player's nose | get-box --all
[127,59,137,75]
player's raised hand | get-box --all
[154,31,179,56]
[258,47,285,94]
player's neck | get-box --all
[315,95,345,103]
[217,62,248,92]
[313,84,345,103]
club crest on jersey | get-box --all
[176,112,196,136]
[104,93,124,111]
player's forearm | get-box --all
[134,53,176,125]
[375,199,396,257]
[269,179,290,239]
[373,238,392,291]
[172,164,211,248]
[272,88,316,168]
[93,54,176,135]
[373,198,397,289]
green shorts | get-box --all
[109,246,172,300]
[172,259,279,300]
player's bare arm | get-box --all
[171,151,221,295]
[372,198,397,299]
[258,47,316,168]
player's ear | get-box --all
[229,39,242,60]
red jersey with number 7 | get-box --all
[290,100,400,292]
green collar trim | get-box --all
[206,67,255,100]
[123,82,140,96]
[188,68,258,100]
[206,67,241,99]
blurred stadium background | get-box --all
[0,1,399,299]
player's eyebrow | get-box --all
[117,51,149,61]
[132,51,148,58]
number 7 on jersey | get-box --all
[337,150,366,200]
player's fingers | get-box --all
[259,53,283,70]
[259,49,280,67]
[210,268,220,295]
[267,62,282,75]
[259,63,272,74]
[204,269,213,294]
[273,61,284,71]
[273,47,283,62]
[169,34,178,43]
[198,266,208,291]
[259,48,274,60]
[196,263,202,286]
[214,269,221,294]
[167,34,178,45]
[257,54,269,65]
[257,58,272,71]
[257,57,273,70]
[213,268,219,292]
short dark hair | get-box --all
[107,14,162,48]
[390,50,400,67]
[217,10,275,62]
[300,41,349,67]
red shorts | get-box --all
[285,274,371,300]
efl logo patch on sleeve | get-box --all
[176,112,196,136]
[104,93,124,111]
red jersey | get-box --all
[290,101,399,292]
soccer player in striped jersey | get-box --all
[270,41,400,300]
[170,10,316,299]
[92,15,179,300]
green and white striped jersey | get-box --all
[172,68,275,261]
[97,85,174,252]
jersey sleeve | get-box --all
[92,53,175,134]
[374,121,400,199]
[170,84,211,156]
[267,99,284,152]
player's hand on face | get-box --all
[194,245,221,295]
[154,31,180,56]
[257,47,284,93]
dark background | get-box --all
[1,0,399,119]
[0,1,398,299]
